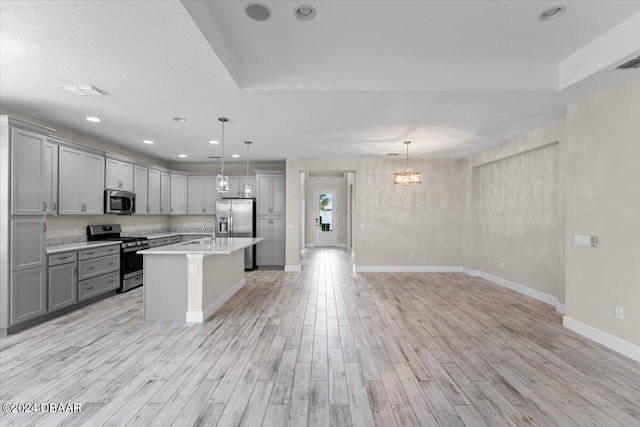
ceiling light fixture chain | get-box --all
[243,140,254,198]
[217,117,229,193]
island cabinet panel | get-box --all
[171,174,188,215]
[105,158,133,192]
[133,165,148,215]
[48,261,77,312]
[10,268,46,325]
[147,169,161,215]
[10,127,45,215]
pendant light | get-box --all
[216,117,229,193]
[393,141,422,186]
[242,141,253,198]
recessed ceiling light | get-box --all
[538,5,566,22]
[245,3,271,21]
[143,140,154,144]
[232,154,240,158]
[61,85,109,96]
[178,154,187,158]
[85,116,100,122]
[386,153,399,156]
[173,117,187,122]
[295,5,316,21]
[209,140,219,145]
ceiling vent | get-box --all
[208,156,222,159]
[61,85,109,96]
[245,3,271,22]
[616,56,640,70]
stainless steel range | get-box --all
[87,224,149,292]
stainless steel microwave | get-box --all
[105,190,136,215]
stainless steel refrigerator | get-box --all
[216,198,257,270]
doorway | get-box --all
[315,190,338,247]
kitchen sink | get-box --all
[181,239,215,246]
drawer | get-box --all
[78,254,120,280]
[48,251,77,266]
[148,237,171,247]
[171,236,182,244]
[78,245,119,261]
[78,271,119,301]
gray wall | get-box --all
[563,75,640,347]
[462,120,566,304]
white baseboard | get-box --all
[354,265,463,273]
[305,243,314,248]
[337,243,349,248]
[476,270,559,307]
[563,316,640,362]
[285,264,301,272]
[185,278,246,323]
[556,303,566,315]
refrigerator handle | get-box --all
[228,209,233,235]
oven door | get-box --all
[122,246,144,278]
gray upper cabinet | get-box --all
[170,174,187,215]
[228,176,240,198]
[256,173,286,215]
[58,146,105,215]
[133,165,148,215]
[11,127,46,215]
[11,218,46,271]
[105,158,133,191]
[43,142,58,215]
[188,176,218,215]
[160,172,171,215]
[148,169,161,215]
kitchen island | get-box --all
[138,237,262,322]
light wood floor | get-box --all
[1,248,639,426]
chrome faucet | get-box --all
[201,219,215,240]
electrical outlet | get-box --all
[615,306,624,320]
[409,252,414,258]
[190,265,198,275]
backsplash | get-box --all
[46,226,212,246]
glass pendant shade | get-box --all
[242,184,253,198]
[216,174,229,193]
[393,171,423,186]
[394,141,422,186]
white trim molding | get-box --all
[563,316,640,363]
[285,264,301,272]
[185,278,245,323]
[337,243,349,248]
[556,303,566,315]
[354,265,463,273]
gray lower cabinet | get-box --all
[48,261,77,312]
[10,268,46,325]
[256,217,285,267]
[11,218,46,271]
[148,237,172,247]
[79,271,119,301]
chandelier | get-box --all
[393,141,422,186]
[216,117,229,193]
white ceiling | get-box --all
[1,1,639,163]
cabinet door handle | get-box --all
[43,223,47,232]
[52,202,57,211]
[87,267,95,271]
[42,201,46,211]
[86,252,94,256]
[59,256,68,260]
[86,286,94,290]
[108,280,115,284]
[73,266,77,275]
[108,262,115,266]
[160,207,163,213]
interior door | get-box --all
[315,190,337,247]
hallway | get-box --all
[1,248,639,426]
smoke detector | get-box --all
[245,3,271,21]
[295,5,316,21]
[60,85,109,96]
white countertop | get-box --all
[46,241,121,255]
[145,232,213,240]
[138,237,263,256]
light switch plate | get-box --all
[190,265,198,275]
[574,235,597,248]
